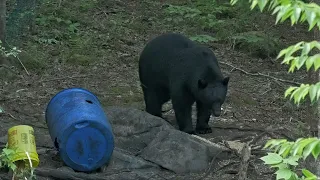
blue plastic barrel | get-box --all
[45,88,114,172]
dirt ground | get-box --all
[0,0,316,179]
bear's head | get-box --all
[197,76,229,117]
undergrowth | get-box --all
[163,0,283,58]
[4,0,287,74]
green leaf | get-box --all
[293,6,302,24]
[278,143,293,158]
[285,155,300,166]
[292,138,315,156]
[290,84,310,104]
[305,9,317,31]
[281,56,295,65]
[272,5,282,15]
[275,6,290,24]
[269,0,279,11]
[264,139,287,149]
[271,163,288,169]
[303,139,320,160]
[311,142,320,159]
[312,54,320,70]
[309,85,318,103]
[302,169,317,179]
[275,168,293,180]
[306,56,316,71]
[250,0,259,10]
[281,6,294,23]
[277,48,290,59]
[257,0,268,11]
[2,148,14,156]
[283,42,303,60]
[301,42,312,56]
[296,55,308,69]
[285,86,297,97]
[230,0,238,6]
[260,153,283,165]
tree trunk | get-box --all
[0,0,7,65]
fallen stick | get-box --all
[211,124,294,141]
[238,143,251,180]
[220,61,300,86]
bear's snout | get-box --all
[212,110,221,117]
[212,104,222,117]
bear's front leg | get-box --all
[171,96,195,134]
[195,101,212,134]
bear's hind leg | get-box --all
[143,88,170,118]
[195,101,212,134]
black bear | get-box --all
[138,33,229,134]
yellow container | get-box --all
[7,125,39,167]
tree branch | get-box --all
[220,61,300,86]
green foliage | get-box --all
[35,15,80,34]
[229,0,320,179]
[231,0,320,30]
[165,5,202,22]
[190,34,218,43]
[231,31,282,57]
[278,40,320,104]
[164,1,228,32]
[0,144,36,179]
[164,0,282,57]
[261,138,320,180]
[35,14,81,45]
[279,41,320,72]
[0,144,17,172]
[230,0,320,104]
[30,0,105,67]
[0,41,21,58]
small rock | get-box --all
[225,140,246,155]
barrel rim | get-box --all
[44,87,102,122]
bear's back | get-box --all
[139,33,197,86]
[139,33,196,64]
[168,45,223,84]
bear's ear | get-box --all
[198,79,208,89]
[222,77,230,86]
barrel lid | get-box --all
[61,124,113,172]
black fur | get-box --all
[138,33,229,134]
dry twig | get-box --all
[16,56,29,76]
[212,124,294,141]
[220,61,300,86]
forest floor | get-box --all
[0,0,317,179]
